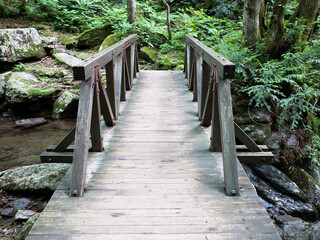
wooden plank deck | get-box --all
[27,70,280,240]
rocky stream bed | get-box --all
[1,26,320,239]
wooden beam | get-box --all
[192,54,197,102]
[90,82,103,152]
[199,61,210,120]
[210,88,221,152]
[196,52,203,116]
[98,78,115,126]
[46,145,93,152]
[201,81,213,126]
[52,127,76,152]
[40,152,73,163]
[216,75,239,196]
[185,35,235,79]
[120,60,127,101]
[236,145,268,151]
[73,34,137,81]
[237,152,275,164]
[234,122,263,152]
[69,76,94,197]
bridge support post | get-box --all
[69,77,94,197]
[215,75,240,196]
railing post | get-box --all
[194,52,202,107]
[69,77,94,197]
[216,75,239,196]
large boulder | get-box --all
[51,91,79,119]
[243,164,317,221]
[156,54,183,70]
[252,164,307,201]
[233,97,272,145]
[286,166,320,212]
[77,24,113,48]
[140,46,158,63]
[0,71,11,99]
[0,28,46,63]
[53,53,82,67]
[275,215,312,240]
[0,163,70,193]
[99,33,120,51]
[5,72,60,104]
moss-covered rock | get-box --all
[99,34,121,51]
[5,72,60,104]
[51,91,79,119]
[60,35,77,49]
[241,124,271,145]
[26,66,68,78]
[140,47,158,63]
[77,24,113,48]
[156,54,183,70]
[0,71,11,99]
[53,53,82,67]
[0,28,46,63]
[15,213,40,240]
[0,163,70,193]
[287,166,320,213]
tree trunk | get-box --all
[127,0,136,24]
[161,0,172,41]
[259,0,267,35]
[243,0,264,45]
[290,0,320,45]
[266,0,287,59]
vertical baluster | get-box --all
[216,76,239,196]
[69,76,94,197]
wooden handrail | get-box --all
[184,35,240,196]
[69,34,139,197]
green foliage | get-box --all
[13,62,26,71]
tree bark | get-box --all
[259,0,267,35]
[266,0,287,59]
[243,0,264,45]
[127,0,136,24]
[290,0,320,44]
[161,0,172,41]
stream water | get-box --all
[0,117,76,171]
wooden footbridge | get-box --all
[27,35,280,239]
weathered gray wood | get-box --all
[237,152,275,164]
[185,35,235,79]
[211,86,222,152]
[192,53,199,102]
[30,71,279,240]
[114,53,123,118]
[40,152,73,163]
[90,82,103,152]
[201,80,213,126]
[73,34,137,81]
[129,43,135,86]
[105,61,117,120]
[98,78,115,126]
[217,75,239,196]
[234,122,263,152]
[120,60,127,101]
[186,43,190,80]
[188,47,194,91]
[52,127,76,152]
[196,52,202,115]
[236,145,268,151]
[69,77,94,197]
[199,61,210,120]
[126,46,132,90]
